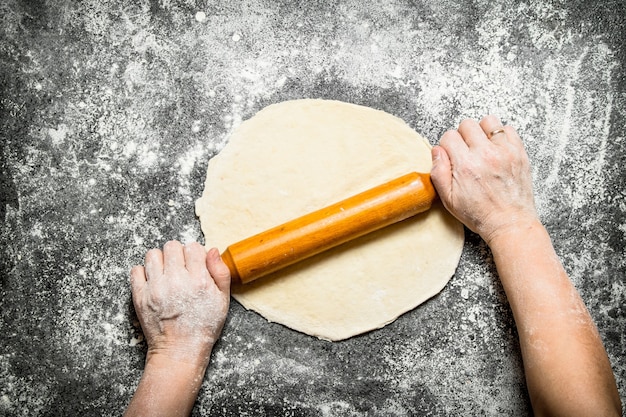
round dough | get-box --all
[196,99,464,341]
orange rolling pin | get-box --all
[221,172,437,285]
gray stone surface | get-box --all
[1,0,624,415]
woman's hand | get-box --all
[430,115,538,244]
[125,241,231,417]
[130,240,231,367]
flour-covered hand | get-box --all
[130,240,231,366]
[430,115,538,244]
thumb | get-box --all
[430,145,452,200]
[206,247,231,295]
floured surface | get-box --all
[196,99,464,340]
[1,0,624,415]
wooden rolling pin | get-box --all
[221,172,436,285]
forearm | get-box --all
[124,352,211,417]
[488,220,621,416]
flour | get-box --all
[195,11,207,23]
[1,0,623,415]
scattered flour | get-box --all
[2,0,623,415]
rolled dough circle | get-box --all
[196,99,464,341]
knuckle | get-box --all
[146,248,161,257]
[459,118,475,128]
[439,131,455,147]
[164,240,181,249]
[184,241,204,254]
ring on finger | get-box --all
[487,128,506,140]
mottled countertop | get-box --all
[1,1,624,416]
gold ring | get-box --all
[487,128,506,139]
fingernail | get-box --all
[208,247,220,260]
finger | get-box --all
[183,242,208,278]
[438,129,469,165]
[144,248,164,282]
[430,145,453,203]
[502,125,525,150]
[457,118,489,147]
[130,265,147,305]
[206,247,231,295]
[479,115,507,142]
[439,129,468,152]
[163,240,185,276]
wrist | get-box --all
[146,339,215,371]
[126,346,211,417]
[143,348,212,388]
[482,216,543,249]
